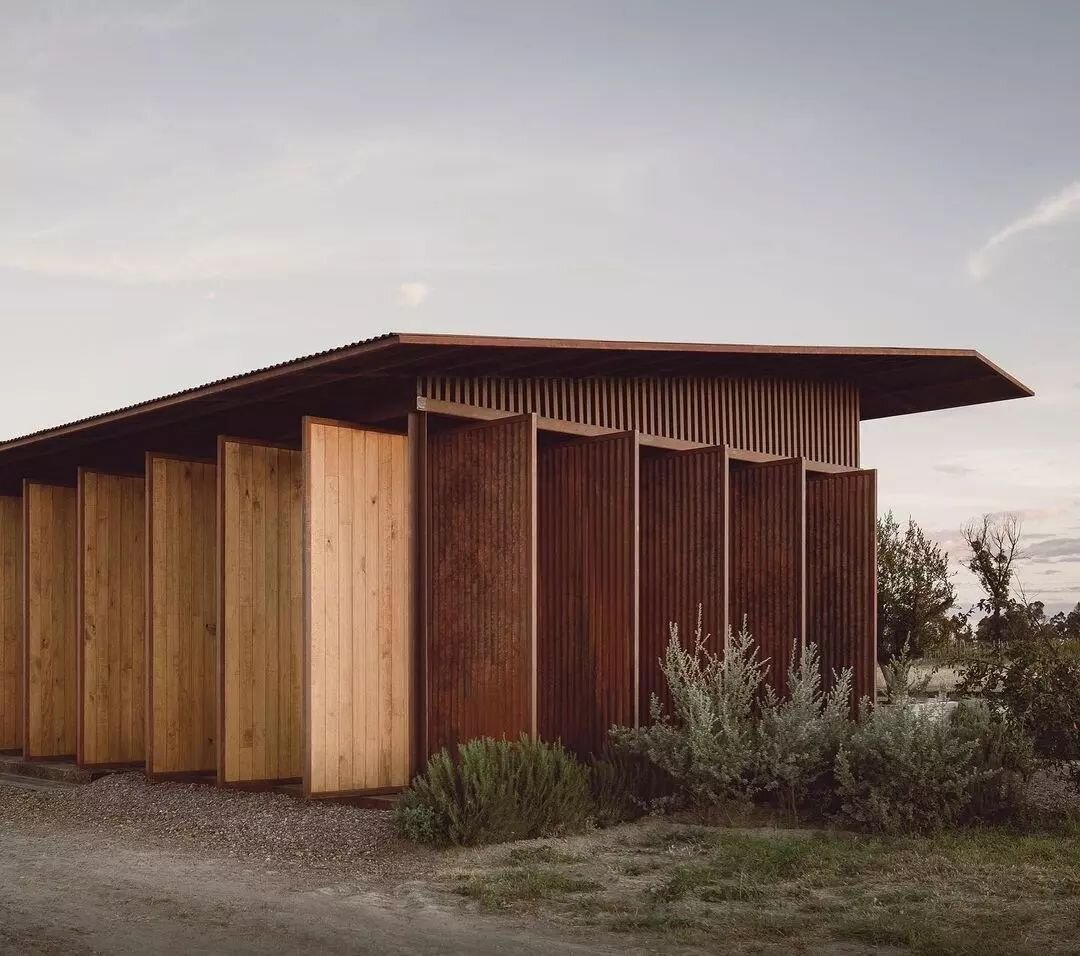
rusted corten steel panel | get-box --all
[77,470,146,768]
[538,432,638,755]
[426,415,537,756]
[639,446,729,719]
[218,439,304,786]
[23,481,78,759]
[728,459,806,693]
[303,418,412,798]
[0,496,21,751]
[146,454,218,778]
[419,375,860,467]
[806,470,878,703]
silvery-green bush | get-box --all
[834,703,981,833]
[616,614,856,818]
[756,644,855,817]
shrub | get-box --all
[959,641,1080,763]
[756,644,855,817]
[879,639,937,703]
[589,747,674,826]
[950,700,1035,824]
[834,704,980,833]
[615,617,767,812]
[394,736,592,846]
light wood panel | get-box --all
[78,470,146,767]
[218,438,303,785]
[806,469,878,703]
[147,454,218,777]
[639,446,728,719]
[419,374,860,467]
[24,481,78,759]
[728,458,806,693]
[303,418,412,797]
[427,415,536,757]
[537,432,638,755]
[0,496,21,750]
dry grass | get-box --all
[440,817,1080,954]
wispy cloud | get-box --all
[968,180,1080,281]
[397,281,430,308]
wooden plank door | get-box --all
[639,445,728,720]
[218,438,303,786]
[0,496,21,751]
[537,431,639,755]
[23,481,78,759]
[303,418,412,798]
[146,454,218,777]
[78,470,146,767]
[806,469,877,702]
[426,415,537,757]
[728,458,806,693]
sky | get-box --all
[2,1,1079,613]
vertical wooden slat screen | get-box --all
[427,415,536,756]
[23,481,78,759]
[303,418,412,798]
[806,469,877,702]
[418,375,860,467]
[728,458,805,693]
[639,446,728,719]
[0,496,21,751]
[218,438,303,785]
[78,470,146,767]
[537,432,638,755]
[147,454,218,777]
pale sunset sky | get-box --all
[2,1,1078,611]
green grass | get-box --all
[444,820,1080,953]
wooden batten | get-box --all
[303,417,412,798]
[77,469,146,768]
[0,495,22,751]
[639,445,729,719]
[218,437,303,786]
[728,458,806,693]
[146,454,218,778]
[426,414,537,757]
[806,469,878,702]
[23,480,78,759]
[537,431,639,755]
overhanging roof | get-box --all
[0,332,1032,468]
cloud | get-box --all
[968,180,1080,281]
[397,281,429,308]
[933,463,975,477]
[1025,536,1080,562]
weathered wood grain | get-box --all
[218,438,303,785]
[303,418,412,797]
[24,481,78,759]
[145,455,218,776]
[78,470,146,767]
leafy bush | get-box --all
[394,736,592,846]
[959,641,1080,763]
[950,700,1035,824]
[879,639,937,703]
[615,618,767,812]
[756,644,855,817]
[834,704,980,833]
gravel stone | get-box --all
[0,772,432,884]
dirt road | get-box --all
[0,781,634,955]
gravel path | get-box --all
[0,772,424,884]
[0,774,633,954]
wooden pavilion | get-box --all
[0,333,1031,797]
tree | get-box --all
[876,512,957,662]
[961,514,1025,646]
